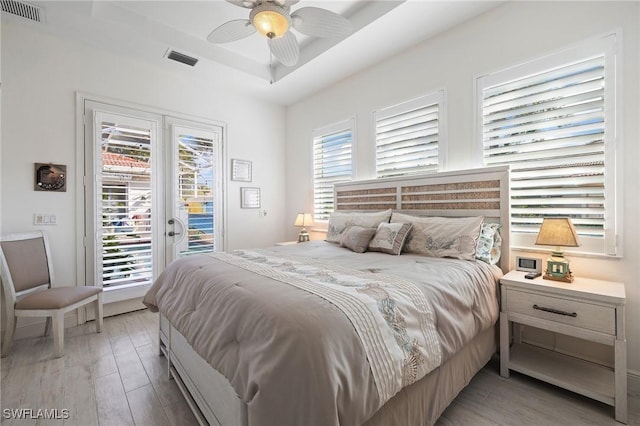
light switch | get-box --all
[34,213,57,225]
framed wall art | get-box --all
[241,187,261,209]
[231,159,252,182]
[34,163,67,192]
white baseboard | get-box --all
[95,297,145,318]
[628,370,640,396]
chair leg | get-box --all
[95,293,103,333]
[1,315,16,358]
[44,317,52,337]
[52,311,65,358]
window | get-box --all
[313,119,354,221]
[374,91,444,178]
[478,34,618,255]
[98,117,154,288]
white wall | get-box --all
[285,1,640,375]
[1,20,287,296]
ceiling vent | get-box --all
[166,50,198,67]
[1,0,43,22]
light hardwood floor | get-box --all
[1,309,638,425]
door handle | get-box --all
[168,231,181,237]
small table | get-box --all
[499,270,627,423]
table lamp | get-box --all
[294,213,313,243]
[535,218,580,283]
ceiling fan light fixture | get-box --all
[250,3,290,39]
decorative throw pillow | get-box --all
[326,209,392,243]
[475,222,502,265]
[340,226,377,253]
[391,212,484,260]
[368,222,413,255]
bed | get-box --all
[143,165,511,426]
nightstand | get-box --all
[500,270,627,423]
[275,241,299,246]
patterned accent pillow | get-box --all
[391,212,484,260]
[326,209,392,243]
[368,222,413,255]
[475,222,502,265]
[340,226,377,253]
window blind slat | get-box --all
[483,79,604,116]
[484,108,604,140]
[483,65,603,108]
[483,56,604,99]
[377,110,438,133]
[486,145,603,165]
[483,90,605,124]
[483,98,603,134]
[377,142,438,159]
[377,127,439,146]
[509,174,604,189]
[483,125,603,151]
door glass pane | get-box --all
[100,121,153,288]
[177,130,216,255]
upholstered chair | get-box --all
[0,231,103,358]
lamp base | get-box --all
[543,271,574,283]
[298,229,310,243]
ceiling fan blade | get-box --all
[268,31,299,67]
[291,7,352,38]
[207,20,256,44]
[225,0,258,9]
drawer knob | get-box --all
[532,304,577,317]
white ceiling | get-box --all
[10,0,505,105]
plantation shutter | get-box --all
[99,120,153,287]
[313,120,353,221]
[177,130,216,254]
[480,34,618,255]
[375,92,442,178]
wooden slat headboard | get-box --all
[334,166,511,272]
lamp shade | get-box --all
[294,213,314,227]
[535,218,580,247]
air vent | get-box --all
[166,50,198,67]
[1,0,43,22]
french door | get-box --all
[166,119,224,262]
[84,101,224,306]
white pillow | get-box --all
[391,212,484,260]
[368,222,413,256]
[326,209,392,243]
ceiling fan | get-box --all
[207,0,353,67]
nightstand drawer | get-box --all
[506,289,615,335]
